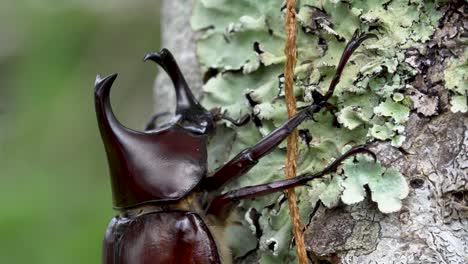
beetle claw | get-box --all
[349,30,378,49]
[344,145,377,162]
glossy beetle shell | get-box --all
[103,211,221,264]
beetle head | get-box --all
[94,49,216,209]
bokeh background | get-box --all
[0,1,161,263]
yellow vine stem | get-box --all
[284,0,308,263]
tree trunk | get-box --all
[155,1,467,263]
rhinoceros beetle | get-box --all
[95,31,376,264]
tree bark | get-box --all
[155,1,467,263]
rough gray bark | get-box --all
[155,1,467,263]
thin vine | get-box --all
[284,0,308,263]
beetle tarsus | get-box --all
[210,107,251,127]
[346,144,377,162]
[323,30,377,101]
[221,113,251,126]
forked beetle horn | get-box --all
[144,49,204,115]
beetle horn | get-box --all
[144,49,205,115]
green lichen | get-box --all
[444,49,468,113]
[337,106,369,130]
[374,99,410,123]
[450,95,467,113]
[191,0,444,261]
[342,155,409,213]
[370,123,395,141]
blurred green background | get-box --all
[0,1,161,263]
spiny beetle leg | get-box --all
[206,146,376,217]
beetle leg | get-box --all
[201,31,376,191]
[201,103,322,191]
[210,107,251,127]
[323,30,377,101]
[221,113,251,127]
[206,146,375,217]
[144,112,171,131]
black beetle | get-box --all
[95,31,376,264]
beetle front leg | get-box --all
[206,146,375,217]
